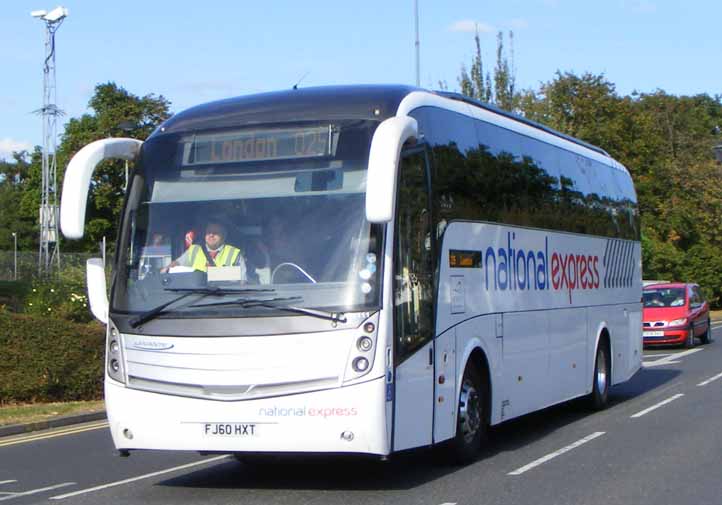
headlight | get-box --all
[344,314,379,383]
[107,321,126,384]
[668,318,688,327]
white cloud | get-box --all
[0,138,33,160]
[449,20,495,34]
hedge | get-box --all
[0,312,105,404]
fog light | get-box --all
[110,327,118,338]
[364,322,375,333]
[110,341,119,353]
[353,357,369,372]
[357,336,373,352]
[110,359,120,373]
[341,431,354,441]
[123,428,133,440]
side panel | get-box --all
[436,221,641,425]
[393,341,434,450]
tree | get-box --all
[56,83,171,252]
[457,30,518,111]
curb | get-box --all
[0,411,107,439]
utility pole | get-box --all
[31,6,68,275]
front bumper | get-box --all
[106,375,388,455]
[643,327,688,345]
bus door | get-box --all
[392,149,436,451]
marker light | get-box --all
[352,357,369,372]
[357,336,373,352]
[364,322,375,333]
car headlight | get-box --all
[668,318,688,327]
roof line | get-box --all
[434,91,610,157]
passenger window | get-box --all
[394,151,434,364]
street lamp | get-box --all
[11,232,17,281]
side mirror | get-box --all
[61,138,143,239]
[365,116,418,223]
[87,258,108,324]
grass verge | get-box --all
[0,400,105,427]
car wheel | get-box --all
[587,341,610,410]
[684,327,695,348]
[700,319,712,344]
[446,363,487,464]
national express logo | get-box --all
[453,232,636,303]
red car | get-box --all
[642,283,712,347]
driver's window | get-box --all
[394,151,434,365]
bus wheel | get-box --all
[587,341,610,410]
[448,364,486,464]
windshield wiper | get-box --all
[191,297,348,323]
[129,287,275,328]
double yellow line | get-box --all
[0,421,109,448]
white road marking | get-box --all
[0,483,74,502]
[630,393,685,418]
[643,348,703,367]
[697,371,722,387]
[508,432,606,476]
[50,455,229,500]
[643,353,673,358]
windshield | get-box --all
[643,288,686,308]
[112,120,384,319]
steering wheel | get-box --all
[271,262,317,284]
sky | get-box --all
[1,0,720,160]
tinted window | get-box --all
[417,106,639,240]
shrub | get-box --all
[0,280,32,312]
[0,312,105,404]
[25,265,93,323]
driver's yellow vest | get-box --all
[188,244,241,272]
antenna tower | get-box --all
[32,6,68,275]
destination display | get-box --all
[183,125,336,165]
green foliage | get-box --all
[458,29,517,110]
[0,312,104,404]
[0,281,32,312]
[25,265,92,323]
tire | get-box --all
[447,364,487,464]
[700,319,712,345]
[587,341,610,410]
[684,327,695,349]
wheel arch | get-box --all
[457,340,492,426]
[591,324,612,392]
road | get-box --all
[2,324,722,505]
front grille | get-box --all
[127,375,339,401]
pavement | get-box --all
[2,310,721,440]
[0,410,106,438]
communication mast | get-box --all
[31,6,68,275]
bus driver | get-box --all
[162,219,247,278]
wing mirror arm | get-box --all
[365,116,419,223]
[60,138,142,324]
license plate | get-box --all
[203,423,257,436]
[643,331,664,337]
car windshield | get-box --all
[112,120,384,318]
[643,287,686,308]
